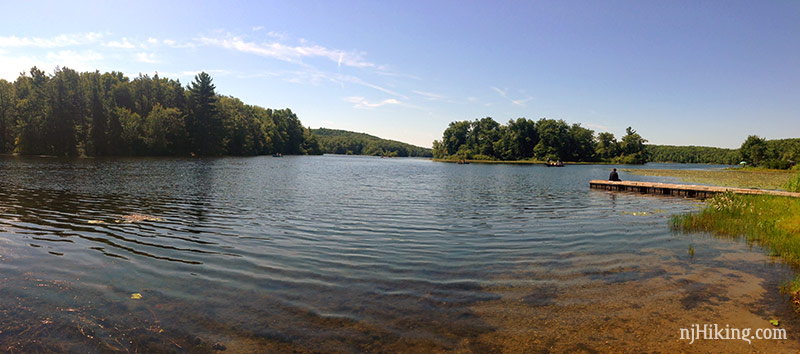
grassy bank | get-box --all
[624,168,797,190]
[672,192,800,303]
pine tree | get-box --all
[187,72,223,155]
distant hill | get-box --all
[311,128,433,157]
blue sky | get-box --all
[1,0,798,148]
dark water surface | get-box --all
[1,156,798,352]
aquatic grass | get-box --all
[672,192,800,306]
[784,172,800,193]
[625,168,797,190]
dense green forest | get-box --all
[738,136,800,169]
[0,67,321,157]
[311,128,432,157]
[432,116,799,168]
[645,145,740,164]
[647,137,800,168]
[432,117,648,163]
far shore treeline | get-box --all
[432,117,648,163]
[646,137,800,168]
[2,66,797,167]
[0,66,322,157]
[433,117,800,168]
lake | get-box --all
[0,155,798,352]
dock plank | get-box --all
[589,180,800,199]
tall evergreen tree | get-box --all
[0,79,16,153]
[83,71,109,156]
[14,67,50,155]
[46,67,83,156]
[187,72,223,155]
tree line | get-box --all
[647,137,799,169]
[645,145,740,165]
[0,67,321,157]
[432,117,648,163]
[738,136,800,169]
[311,128,432,157]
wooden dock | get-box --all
[589,180,800,199]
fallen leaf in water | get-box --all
[130,293,143,300]
[770,319,779,326]
[88,220,105,224]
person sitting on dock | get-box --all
[609,168,621,181]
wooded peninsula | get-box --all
[0,67,322,157]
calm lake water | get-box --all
[1,155,798,352]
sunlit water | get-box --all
[0,156,798,352]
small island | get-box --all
[432,117,648,164]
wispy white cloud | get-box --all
[0,32,104,48]
[270,67,407,98]
[373,69,421,80]
[412,90,446,101]
[136,52,158,64]
[585,122,610,132]
[0,51,40,80]
[491,86,533,106]
[198,35,376,69]
[252,26,264,32]
[46,50,103,63]
[180,69,234,77]
[0,49,104,80]
[158,39,195,49]
[342,75,406,98]
[512,97,533,106]
[267,31,289,41]
[344,96,400,109]
[106,37,135,49]
[491,86,507,97]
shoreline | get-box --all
[432,158,618,165]
[628,167,800,309]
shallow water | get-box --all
[0,156,797,352]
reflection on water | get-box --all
[0,156,798,352]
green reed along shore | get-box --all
[671,170,800,304]
[672,193,800,301]
[673,193,800,262]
